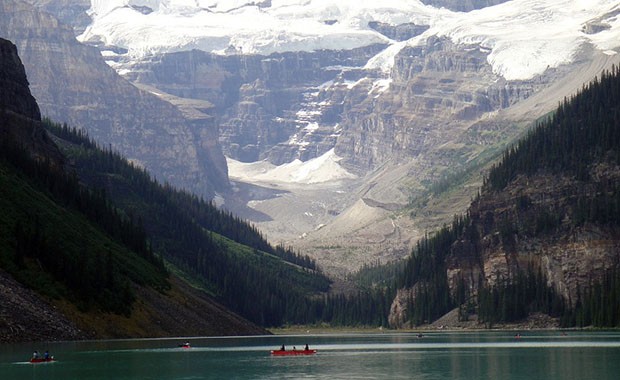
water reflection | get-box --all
[1,331,619,380]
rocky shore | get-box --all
[0,269,86,343]
[428,308,561,331]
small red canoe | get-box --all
[30,358,55,363]
[271,349,317,356]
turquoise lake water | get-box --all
[1,331,619,379]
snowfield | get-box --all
[80,0,620,81]
[77,0,620,190]
[227,149,357,185]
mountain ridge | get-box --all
[0,36,271,341]
[390,67,620,328]
[0,0,229,200]
[9,0,620,278]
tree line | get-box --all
[13,63,619,328]
[0,128,167,315]
[289,66,620,328]
[45,120,329,326]
[394,66,620,328]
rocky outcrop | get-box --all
[127,44,387,163]
[449,169,620,303]
[0,0,228,198]
[0,37,64,166]
[0,37,40,120]
[334,36,550,175]
[22,0,91,34]
[419,0,511,12]
[0,269,85,343]
[388,165,620,328]
[368,21,429,42]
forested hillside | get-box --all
[0,134,166,316]
[1,99,269,342]
[395,66,620,328]
[45,121,331,327]
[1,36,324,340]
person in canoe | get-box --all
[271,345,316,355]
[30,350,54,363]
[279,344,285,351]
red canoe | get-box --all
[30,358,55,363]
[271,349,317,356]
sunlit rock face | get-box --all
[0,0,229,198]
[129,44,388,165]
[16,0,620,182]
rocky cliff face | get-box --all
[25,0,91,33]
[0,36,266,341]
[420,0,511,12]
[123,27,586,184]
[0,0,228,198]
[0,37,64,166]
[126,44,388,164]
[335,36,566,176]
[147,34,536,175]
[0,37,82,342]
[10,0,620,278]
[388,164,620,328]
[452,168,620,302]
[0,37,40,120]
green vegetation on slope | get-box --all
[45,120,330,327]
[0,138,168,316]
[488,67,620,194]
[397,66,620,328]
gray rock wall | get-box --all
[135,45,387,163]
[0,37,40,120]
[0,0,229,198]
[420,0,510,12]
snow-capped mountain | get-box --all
[10,0,620,275]
[81,0,620,81]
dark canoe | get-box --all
[271,349,317,356]
[30,358,55,363]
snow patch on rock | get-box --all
[227,148,357,185]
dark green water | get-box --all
[1,331,619,379]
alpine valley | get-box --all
[1,0,620,338]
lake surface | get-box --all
[1,331,620,379]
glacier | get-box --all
[227,148,357,185]
[80,0,620,81]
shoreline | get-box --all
[267,325,603,336]
[3,325,615,345]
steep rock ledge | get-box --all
[0,0,229,198]
[0,37,83,342]
[0,37,40,120]
[452,170,620,303]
